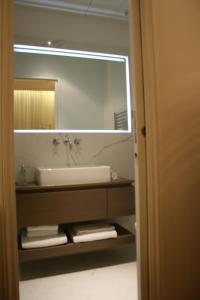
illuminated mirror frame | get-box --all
[14,44,132,133]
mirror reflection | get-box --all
[14,45,131,132]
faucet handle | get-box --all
[52,138,60,145]
[74,138,81,145]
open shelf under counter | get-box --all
[19,224,135,263]
[16,178,135,261]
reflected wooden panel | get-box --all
[14,79,56,129]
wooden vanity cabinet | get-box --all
[17,189,107,228]
[107,186,134,217]
[16,179,135,262]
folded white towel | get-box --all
[27,230,59,238]
[27,225,59,232]
[22,229,67,249]
[72,223,115,236]
[70,230,117,243]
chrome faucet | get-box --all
[63,137,73,148]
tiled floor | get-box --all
[20,246,138,300]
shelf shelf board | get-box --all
[19,224,135,262]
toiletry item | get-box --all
[111,170,118,180]
[18,163,26,185]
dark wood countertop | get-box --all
[16,178,134,194]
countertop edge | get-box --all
[16,178,134,194]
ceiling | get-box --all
[15,0,129,20]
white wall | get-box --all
[15,133,134,183]
[104,62,127,129]
[14,5,130,55]
[15,132,135,233]
[14,5,134,232]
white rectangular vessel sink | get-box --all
[35,165,111,186]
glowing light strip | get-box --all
[14,130,131,134]
[14,44,125,62]
[125,57,132,132]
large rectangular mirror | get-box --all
[14,45,131,133]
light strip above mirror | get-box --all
[14,44,132,134]
[14,44,126,62]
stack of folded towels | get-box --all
[21,225,68,249]
[70,222,117,243]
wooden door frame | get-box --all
[0,1,19,299]
[138,1,162,299]
[129,1,149,300]
[130,0,161,299]
[0,0,161,300]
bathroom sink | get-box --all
[35,165,111,186]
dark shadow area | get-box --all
[20,245,136,281]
